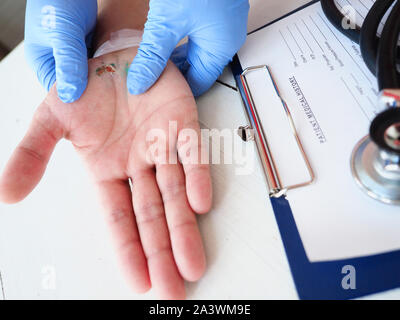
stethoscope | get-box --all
[321,0,400,205]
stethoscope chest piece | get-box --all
[351,135,400,205]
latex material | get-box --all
[128,0,250,97]
[25,0,97,103]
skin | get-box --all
[0,46,212,299]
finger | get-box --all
[24,45,57,92]
[127,2,182,95]
[0,101,63,204]
[53,33,89,103]
[97,179,150,293]
[185,40,231,97]
[178,121,212,214]
[156,163,206,282]
[171,44,189,73]
[131,168,185,299]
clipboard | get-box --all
[230,0,400,300]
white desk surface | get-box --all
[1,0,399,300]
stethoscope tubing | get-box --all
[320,0,400,89]
[360,0,396,77]
[377,0,400,89]
[320,0,360,43]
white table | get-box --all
[0,0,398,300]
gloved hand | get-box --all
[128,0,250,97]
[25,0,97,103]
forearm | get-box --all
[94,0,149,50]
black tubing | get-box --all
[377,0,400,90]
[370,108,400,153]
[360,0,396,76]
[320,0,400,154]
[320,0,360,43]
[320,0,400,80]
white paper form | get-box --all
[237,0,400,262]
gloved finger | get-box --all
[127,5,182,95]
[24,45,56,92]
[171,44,189,73]
[0,100,64,204]
[53,34,89,103]
[85,30,96,58]
[185,40,231,97]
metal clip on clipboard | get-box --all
[237,65,315,198]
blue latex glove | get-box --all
[128,0,250,97]
[25,0,97,103]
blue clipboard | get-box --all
[230,1,400,300]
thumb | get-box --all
[24,45,57,93]
[128,14,181,95]
[0,100,63,204]
[185,40,231,97]
[53,34,89,103]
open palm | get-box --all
[0,47,212,299]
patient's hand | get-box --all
[0,47,212,299]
